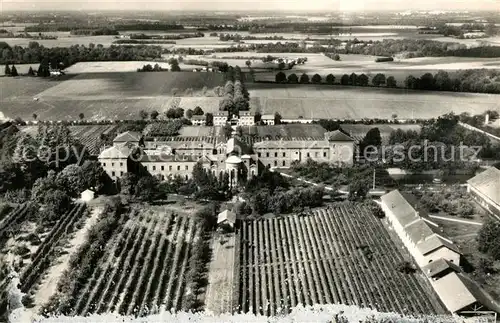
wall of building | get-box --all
[100,158,128,180]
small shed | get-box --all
[80,189,95,202]
[217,210,237,229]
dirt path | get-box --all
[205,232,236,315]
[30,206,102,313]
[428,215,483,226]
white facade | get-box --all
[80,189,95,202]
[214,114,228,126]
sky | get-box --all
[1,0,499,12]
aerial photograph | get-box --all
[0,0,500,322]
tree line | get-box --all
[273,70,500,94]
[219,66,250,116]
[0,42,162,67]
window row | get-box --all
[257,151,328,158]
[144,164,190,171]
[102,162,124,167]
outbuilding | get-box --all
[80,189,95,202]
[217,209,237,230]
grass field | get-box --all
[247,83,499,120]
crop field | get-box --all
[236,205,446,316]
[247,83,498,120]
[0,72,224,121]
[58,207,203,316]
[0,204,87,313]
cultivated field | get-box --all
[242,124,327,142]
[248,83,499,120]
[236,205,446,316]
[0,72,224,121]
[57,206,203,316]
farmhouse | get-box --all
[380,190,461,267]
[467,167,500,217]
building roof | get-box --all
[191,115,205,120]
[217,210,236,224]
[253,139,331,149]
[262,114,274,119]
[98,144,131,159]
[380,190,421,227]
[416,234,461,255]
[324,130,355,142]
[431,272,478,313]
[467,167,500,206]
[113,131,142,143]
[405,218,435,245]
[226,155,242,164]
[422,258,461,278]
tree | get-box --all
[360,127,382,156]
[299,73,309,84]
[326,74,335,85]
[37,59,50,77]
[28,66,35,76]
[168,58,181,72]
[32,113,38,121]
[81,160,112,194]
[386,76,397,88]
[348,178,370,201]
[222,123,233,139]
[78,113,84,121]
[333,54,341,61]
[275,72,286,83]
[311,74,322,84]
[287,73,298,84]
[274,112,282,125]
[56,164,86,197]
[4,64,11,76]
[245,60,251,68]
[340,74,349,85]
[186,109,194,119]
[372,73,386,87]
[349,73,358,86]
[193,106,204,115]
[120,172,137,195]
[135,176,159,201]
[404,75,418,89]
[10,65,18,77]
[434,70,452,91]
[205,113,214,126]
[139,110,148,120]
[357,74,369,86]
[420,73,435,90]
[150,110,159,120]
[477,220,500,260]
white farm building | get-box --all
[380,190,461,267]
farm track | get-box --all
[237,205,447,315]
[20,203,86,294]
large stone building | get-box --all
[467,167,500,218]
[98,127,355,185]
